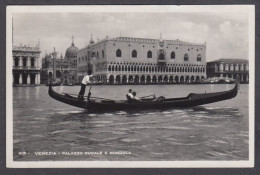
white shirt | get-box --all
[82,75,93,85]
[127,93,134,99]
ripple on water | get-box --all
[130,125,192,130]
[121,138,140,143]
[205,150,227,158]
[49,130,69,134]
[162,111,172,114]
[88,121,113,124]
[133,113,142,116]
[115,111,128,115]
[193,124,221,128]
[88,114,97,117]
[213,139,228,144]
[88,137,119,142]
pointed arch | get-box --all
[171,51,175,59]
[197,54,201,61]
[147,50,152,58]
[184,53,189,61]
[132,50,137,58]
[116,49,121,57]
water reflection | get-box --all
[35,86,40,100]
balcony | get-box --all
[13,66,40,70]
[216,70,248,73]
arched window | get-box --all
[102,50,104,58]
[132,50,137,58]
[116,49,121,57]
[171,52,175,59]
[147,50,152,58]
[184,53,189,61]
[197,54,201,61]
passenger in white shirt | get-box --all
[78,74,93,100]
[126,89,134,101]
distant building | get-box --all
[206,58,249,83]
[12,44,41,86]
[77,36,207,84]
[41,39,78,84]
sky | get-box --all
[13,11,249,61]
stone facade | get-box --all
[206,59,249,83]
[41,40,78,85]
[77,36,207,84]
[12,44,41,86]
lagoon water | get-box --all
[13,84,249,161]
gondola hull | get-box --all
[48,83,238,111]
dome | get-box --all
[65,41,79,60]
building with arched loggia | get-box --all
[206,59,249,83]
[77,36,207,84]
[12,44,41,86]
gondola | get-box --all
[48,83,238,111]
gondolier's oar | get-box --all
[87,84,92,101]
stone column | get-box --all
[232,64,235,71]
[37,57,40,68]
[28,57,31,68]
[235,64,239,71]
[37,73,41,84]
[19,56,22,67]
[219,63,223,72]
[241,74,244,82]
[35,74,38,84]
[27,74,31,84]
[19,74,22,84]
[241,64,244,71]
[220,74,223,77]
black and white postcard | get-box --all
[6,5,255,168]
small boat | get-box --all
[48,83,238,111]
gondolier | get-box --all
[78,73,93,100]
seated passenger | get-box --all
[132,92,141,102]
[126,89,134,101]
